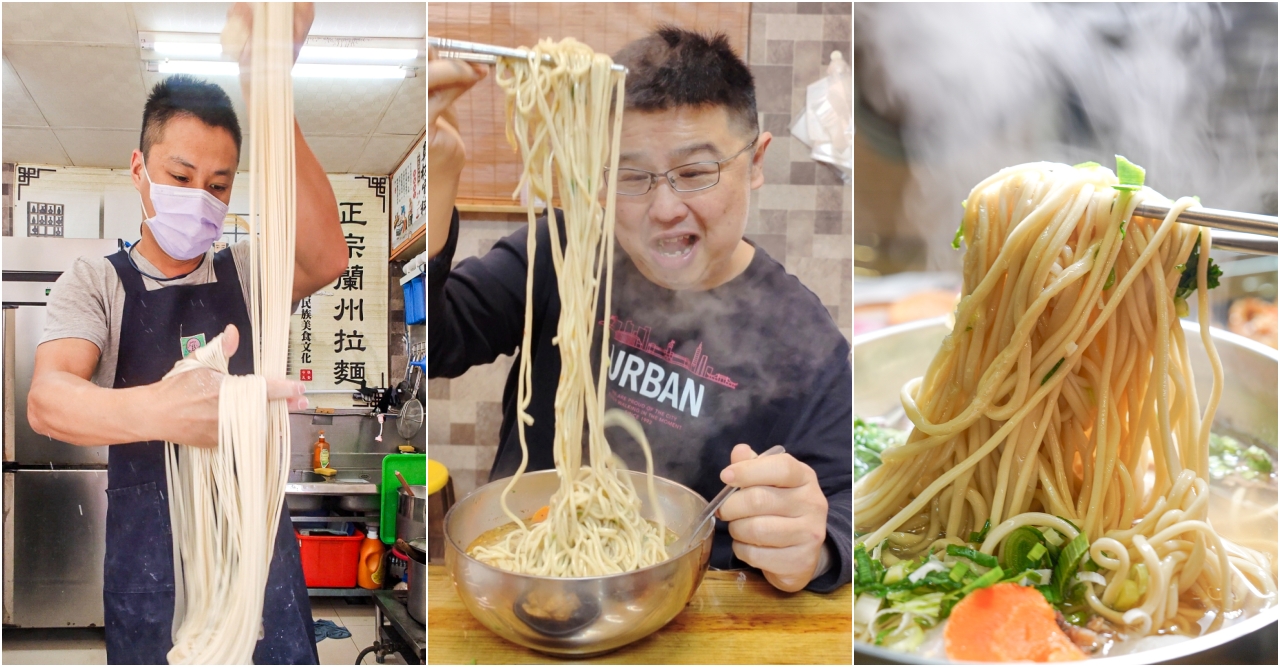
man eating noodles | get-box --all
[428,27,851,593]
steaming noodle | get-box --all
[854,162,1277,653]
[467,38,669,577]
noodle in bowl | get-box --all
[444,469,714,656]
[853,317,1279,664]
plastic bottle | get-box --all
[357,527,386,589]
[311,430,330,470]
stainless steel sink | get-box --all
[285,469,379,495]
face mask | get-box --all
[138,159,229,261]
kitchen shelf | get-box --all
[390,225,424,262]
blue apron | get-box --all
[103,247,317,664]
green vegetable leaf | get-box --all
[854,544,885,587]
[952,221,965,250]
[855,418,904,482]
[947,544,998,569]
[1174,237,1222,301]
[1103,267,1116,290]
[1041,358,1066,385]
[958,566,1004,595]
[1113,155,1146,191]
[1053,533,1090,600]
[968,519,992,544]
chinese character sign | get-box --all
[289,175,389,408]
[391,134,426,251]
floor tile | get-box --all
[316,636,360,665]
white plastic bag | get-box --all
[791,51,852,182]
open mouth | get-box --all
[654,234,698,259]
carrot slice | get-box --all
[531,506,550,523]
[944,582,1087,663]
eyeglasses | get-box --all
[606,136,759,196]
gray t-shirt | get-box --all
[40,241,255,388]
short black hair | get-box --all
[140,75,242,161]
[613,26,758,137]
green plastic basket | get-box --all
[380,453,426,545]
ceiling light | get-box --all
[299,46,417,63]
[153,42,223,58]
[293,64,407,79]
[156,60,239,76]
[152,60,409,79]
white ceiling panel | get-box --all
[351,134,415,175]
[5,44,147,129]
[54,128,140,168]
[294,77,402,135]
[3,2,424,174]
[2,2,137,45]
[375,73,425,136]
[3,57,48,127]
[312,2,424,39]
[130,2,235,34]
[305,134,370,174]
[2,126,70,165]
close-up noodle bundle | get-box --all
[161,3,296,663]
[465,38,669,577]
[854,161,1277,654]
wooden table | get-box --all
[427,565,851,664]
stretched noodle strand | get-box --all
[163,3,295,663]
[467,38,668,577]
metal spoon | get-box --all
[666,445,787,556]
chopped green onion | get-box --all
[952,221,965,250]
[950,561,970,582]
[969,519,992,544]
[1000,526,1048,573]
[1113,579,1141,611]
[1103,267,1116,290]
[1114,155,1146,190]
[1041,358,1066,385]
[1053,533,1090,599]
[1074,161,1101,169]
[947,544,998,569]
[959,566,1005,595]
[1027,543,1048,564]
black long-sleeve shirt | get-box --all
[429,209,852,592]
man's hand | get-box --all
[152,324,307,449]
[428,53,487,257]
[226,2,315,105]
[717,444,830,592]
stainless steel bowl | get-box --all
[444,470,714,657]
[854,317,1279,665]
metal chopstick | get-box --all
[1132,203,1278,238]
[428,36,628,73]
[1204,231,1277,256]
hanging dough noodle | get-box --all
[466,38,669,577]
[161,3,296,663]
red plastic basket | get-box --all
[296,528,363,588]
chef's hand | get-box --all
[154,324,307,449]
[428,52,486,257]
[717,444,830,592]
[226,2,315,105]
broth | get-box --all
[467,518,679,557]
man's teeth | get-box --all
[657,235,695,257]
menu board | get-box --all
[391,133,426,251]
[288,174,390,408]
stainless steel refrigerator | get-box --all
[3,236,121,628]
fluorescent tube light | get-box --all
[157,60,239,76]
[153,42,223,58]
[155,60,408,79]
[299,46,417,63]
[292,63,407,78]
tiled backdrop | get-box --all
[429,2,853,498]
